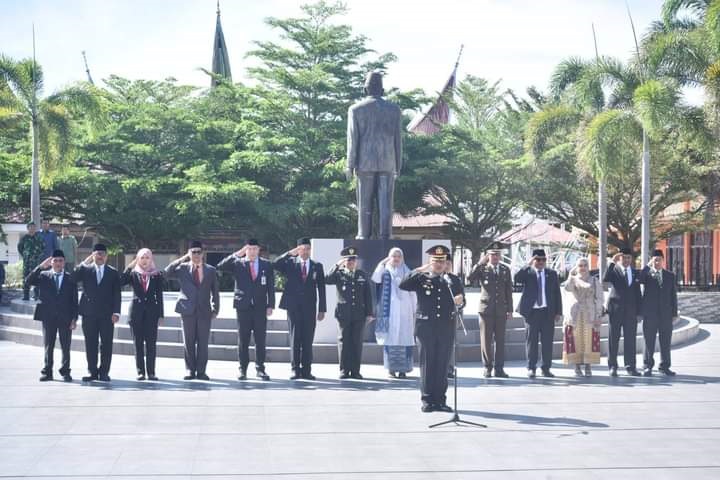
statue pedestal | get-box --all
[310,238,451,343]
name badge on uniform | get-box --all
[484,280,489,285]
[261,275,267,285]
[342,285,346,291]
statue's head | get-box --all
[364,71,384,97]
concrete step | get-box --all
[0,307,701,364]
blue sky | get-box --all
[1,0,669,101]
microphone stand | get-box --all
[430,276,487,429]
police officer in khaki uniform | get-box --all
[400,245,463,413]
[325,246,374,379]
[468,242,513,378]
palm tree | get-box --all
[0,54,102,224]
[644,0,720,222]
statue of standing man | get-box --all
[347,71,403,240]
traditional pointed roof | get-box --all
[211,1,232,87]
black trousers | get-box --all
[237,306,268,371]
[287,303,317,374]
[643,316,673,370]
[130,311,159,375]
[338,318,365,374]
[416,320,453,405]
[81,315,114,376]
[181,313,211,375]
[608,311,638,369]
[42,320,72,375]
[525,308,554,370]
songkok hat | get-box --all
[652,249,664,258]
[297,237,311,246]
[92,243,107,252]
[531,249,547,259]
[189,240,203,250]
[52,249,65,258]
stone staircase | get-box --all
[0,292,702,364]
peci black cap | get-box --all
[189,240,203,250]
[340,246,358,258]
[52,249,65,258]
[297,237,311,246]
[92,243,107,252]
[652,249,664,258]
[531,249,547,259]
[620,247,632,255]
[245,238,259,246]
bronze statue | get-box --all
[347,71,403,239]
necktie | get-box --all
[494,266,499,276]
[54,273,61,293]
[193,266,200,286]
[656,270,663,287]
[625,267,631,286]
[301,261,308,281]
[96,266,103,285]
[250,262,257,281]
[536,271,543,307]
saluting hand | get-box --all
[289,246,302,256]
[40,257,53,269]
[612,253,623,263]
[83,254,94,265]
[478,254,489,266]
[234,246,248,257]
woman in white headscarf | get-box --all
[372,248,417,378]
[562,257,604,376]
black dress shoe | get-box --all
[256,370,270,381]
[302,373,316,380]
[388,372,397,378]
[609,367,618,377]
[184,373,196,380]
[643,368,653,377]
[137,374,146,381]
[436,404,453,413]
[290,372,302,380]
[237,372,247,381]
[421,403,434,413]
[541,369,555,378]
[659,368,676,376]
[527,369,536,379]
[626,368,641,377]
[494,369,509,378]
[196,373,210,381]
[339,372,351,379]
[82,374,98,382]
[350,372,363,379]
[447,371,455,379]
[62,374,73,382]
[39,374,53,382]
[98,374,111,382]
[483,368,492,378]
[147,374,158,381]
[398,372,407,379]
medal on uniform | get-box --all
[425,289,431,295]
[484,280,489,285]
[261,275,266,285]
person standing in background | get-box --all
[37,219,60,260]
[18,222,45,301]
[59,224,78,272]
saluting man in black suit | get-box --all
[74,243,122,382]
[274,237,327,380]
[603,247,642,377]
[514,249,563,379]
[639,249,679,376]
[26,250,78,382]
[218,238,275,381]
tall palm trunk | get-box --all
[641,129,651,264]
[598,180,607,279]
[30,112,41,225]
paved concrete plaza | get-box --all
[0,326,719,479]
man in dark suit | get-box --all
[274,237,326,380]
[74,243,121,382]
[326,246,374,379]
[639,249,678,376]
[603,248,642,377]
[218,238,275,381]
[468,243,513,378]
[26,250,78,382]
[165,241,220,380]
[514,249,563,378]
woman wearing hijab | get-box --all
[562,257,604,376]
[372,248,417,378]
[121,248,165,380]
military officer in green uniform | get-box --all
[400,245,463,413]
[467,242,514,378]
[18,222,46,301]
[325,246,374,379]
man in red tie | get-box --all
[274,238,327,380]
[218,238,276,380]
